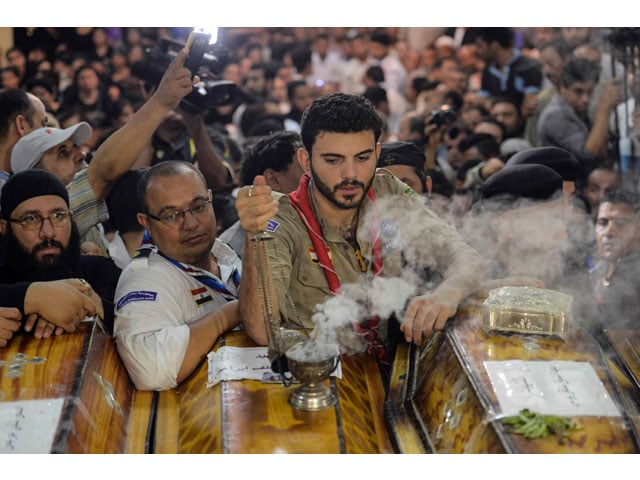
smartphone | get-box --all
[184,31,212,76]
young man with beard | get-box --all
[113,161,242,391]
[0,170,120,343]
[235,93,487,363]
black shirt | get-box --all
[0,255,121,335]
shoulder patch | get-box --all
[402,185,418,197]
[266,219,280,232]
[190,286,213,306]
[116,291,158,310]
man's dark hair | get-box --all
[365,65,385,84]
[444,90,463,112]
[560,57,600,88]
[539,37,573,60]
[370,31,391,47]
[1,65,20,78]
[490,94,520,111]
[0,87,35,140]
[287,80,307,101]
[412,76,437,94]
[289,44,312,73]
[471,28,514,49]
[300,93,383,153]
[363,86,388,109]
[600,190,640,215]
[458,132,501,159]
[106,169,147,235]
[476,116,507,143]
[425,168,454,197]
[239,131,302,186]
[250,61,277,82]
[137,161,207,212]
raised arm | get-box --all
[86,48,197,199]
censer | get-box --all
[252,230,339,411]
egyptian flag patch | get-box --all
[190,286,213,306]
[308,246,333,265]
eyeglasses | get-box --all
[146,200,212,227]
[10,210,73,231]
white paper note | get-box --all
[484,360,621,417]
[207,346,342,388]
[0,398,65,453]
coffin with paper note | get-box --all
[151,330,395,453]
[0,321,152,453]
[386,292,640,453]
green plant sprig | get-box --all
[501,409,583,443]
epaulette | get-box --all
[130,243,156,270]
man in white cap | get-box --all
[8,47,199,251]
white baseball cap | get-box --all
[11,122,92,174]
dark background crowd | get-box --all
[2,27,637,219]
[2,27,640,332]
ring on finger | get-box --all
[248,186,254,198]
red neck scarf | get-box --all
[288,174,386,359]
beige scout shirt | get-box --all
[263,173,484,337]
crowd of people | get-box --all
[1,26,639,392]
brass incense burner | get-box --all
[285,340,339,411]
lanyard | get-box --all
[288,175,387,360]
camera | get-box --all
[131,37,241,114]
[427,106,457,127]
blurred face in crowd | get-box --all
[444,129,467,169]
[584,168,620,211]
[490,101,521,137]
[379,164,424,194]
[474,121,503,144]
[561,27,591,49]
[222,63,242,85]
[595,201,640,261]
[77,67,100,94]
[245,68,267,98]
[1,69,20,88]
[540,45,566,87]
[271,76,288,103]
[7,49,26,71]
[561,80,594,116]
[290,83,313,114]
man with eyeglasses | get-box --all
[8,47,200,255]
[113,161,241,391]
[0,170,121,345]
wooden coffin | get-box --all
[0,321,153,453]
[386,295,640,453]
[152,330,395,453]
[602,329,640,435]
